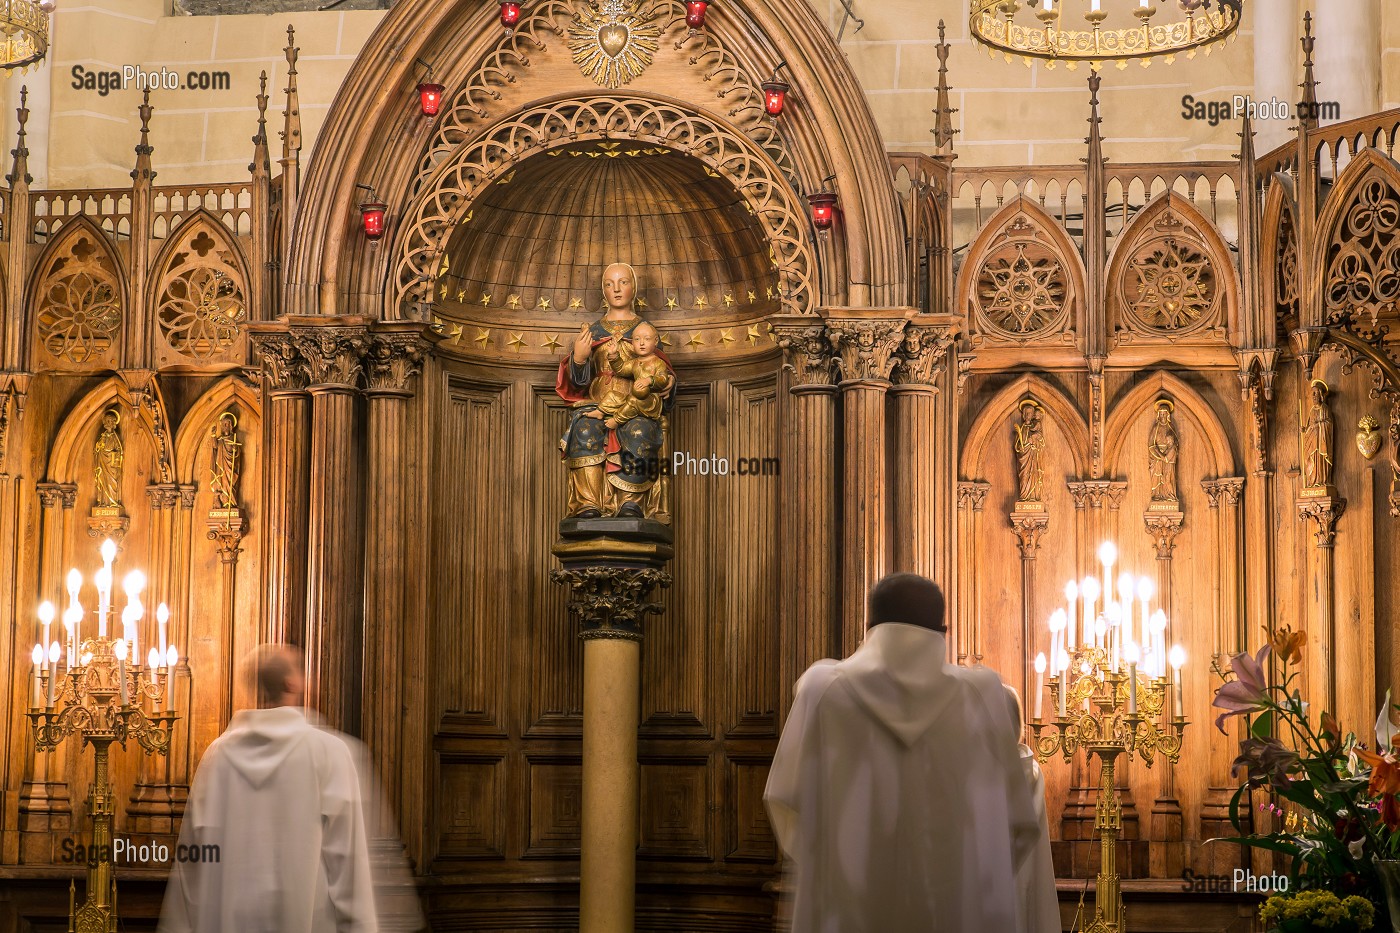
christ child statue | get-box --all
[584,321,673,429]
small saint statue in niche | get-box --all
[93,407,124,509]
[556,263,676,521]
[1302,379,1335,490]
[209,411,242,510]
[1147,399,1180,503]
[1013,399,1046,503]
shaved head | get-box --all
[867,573,946,632]
[242,644,306,709]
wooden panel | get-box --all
[435,756,506,860]
[434,378,513,736]
[641,387,711,736]
[526,388,583,736]
[524,757,583,858]
[725,757,777,863]
[723,378,780,737]
[638,759,711,861]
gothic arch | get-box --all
[957,196,1087,346]
[1106,191,1239,341]
[960,373,1091,479]
[286,0,906,318]
[147,209,252,367]
[173,377,262,486]
[1315,147,1400,326]
[390,93,816,319]
[26,215,128,371]
[1262,174,1299,335]
[46,376,171,486]
[1103,371,1237,478]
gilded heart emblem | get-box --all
[1357,416,1383,460]
[599,23,629,57]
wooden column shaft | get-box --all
[838,379,889,657]
[782,383,838,690]
[890,385,938,577]
[263,389,311,646]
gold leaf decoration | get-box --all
[568,0,661,89]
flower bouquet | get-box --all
[1210,627,1400,931]
[1259,889,1375,932]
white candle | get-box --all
[148,648,163,710]
[1099,541,1117,607]
[1081,576,1100,650]
[1124,641,1140,715]
[94,567,111,637]
[157,603,170,665]
[1169,645,1186,719]
[1091,0,1101,12]
[66,569,82,648]
[1064,581,1078,651]
[31,645,43,708]
[1033,653,1046,721]
[38,601,54,660]
[1043,0,1052,10]
[1152,609,1167,678]
[47,642,60,707]
[114,639,130,706]
[1058,664,1068,719]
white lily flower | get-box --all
[1376,688,1398,749]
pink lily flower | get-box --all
[1212,644,1272,734]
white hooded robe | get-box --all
[764,624,1041,933]
[158,706,378,933]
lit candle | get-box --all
[63,606,79,668]
[31,644,43,708]
[1124,640,1140,715]
[157,603,170,666]
[38,601,55,660]
[114,638,130,706]
[1107,601,1123,672]
[166,646,180,712]
[1091,0,1101,11]
[121,605,139,670]
[1136,576,1154,654]
[1098,541,1117,607]
[47,642,60,707]
[1094,615,1107,651]
[1152,609,1168,678]
[148,648,163,710]
[1033,653,1046,721]
[66,569,82,647]
[94,566,111,637]
[1064,580,1078,651]
[1049,608,1066,673]
[1058,657,1068,719]
[1080,576,1100,649]
[1043,0,1052,10]
[1169,645,1186,720]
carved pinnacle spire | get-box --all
[251,70,270,175]
[281,24,302,160]
[1084,71,1103,167]
[1237,111,1255,164]
[132,90,155,182]
[7,85,30,187]
[1299,11,1319,130]
[931,19,959,155]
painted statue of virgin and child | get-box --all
[556,262,675,521]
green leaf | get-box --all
[1252,711,1275,739]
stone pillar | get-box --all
[250,328,312,646]
[824,308,913,656]
[361,325,432,829]
[889,316,955,581]
[772,318,838,704]
[955,482,989,665]
[20,482,77,863]
[1312,0,1380,124]
[1254,0,1300,150]
[552,526,673,933]
[298,320,371,736]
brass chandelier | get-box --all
[0,0,50,72]
[970,0,1242,70]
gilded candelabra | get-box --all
[1028,541,1189,933]
[26,539,180,933]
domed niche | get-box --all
[438,143,780,320]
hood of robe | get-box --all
[216,706,320,789]
[838,623,958,747]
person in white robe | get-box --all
[158,645,393,933]
[1006,685,1062,933]
[765,573,1041,933]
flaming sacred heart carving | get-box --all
[569,0,659,88]
[599,23,629,57]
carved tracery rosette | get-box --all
[393,95,816,319]
[1112,195,1227,342]
[152,215,250,365]
[31,220,124,368]
[960,200,1079,347]
[1323,172,1400,327]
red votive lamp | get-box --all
[808,191,837,231]
[685,0,709,31]
[417,82,445,117]
[761,78,790,117]
[500,1,521,33]
[360,198,388,241]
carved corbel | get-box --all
[1010,511,1049,559]
[206,512,248,565]
[891,318,956,388]
[1297,496,1346,548]
[772,319,836,388]
[1144,510,1185,559]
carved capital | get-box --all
[1144,510,1185,559]
[179,485,197,510]
[1202,477,1245,509]
[1297,496,1346,548]
[957,481,989,512]
[146,483,182,511]
[1067,479,1128,511]
[37,482,77,510]
[1010,511,1049,559]
[892,320,956,387]
[549,566,672,641]
[293,326,371,389]
[365,329,434,395]
[824,313,911,384]
[956,354,974,396]
[251,332,310,392]
[206,509,248,565]
[772,320,835,387]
